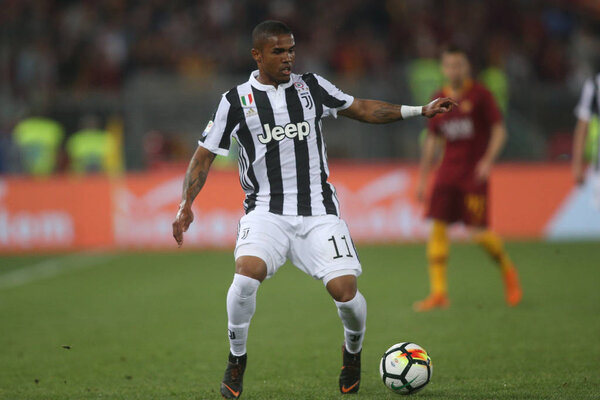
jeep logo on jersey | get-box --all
[257,121,310,144]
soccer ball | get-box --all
[379,342,432,395]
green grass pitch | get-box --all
[1,241,599,399]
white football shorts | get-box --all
[234,210,362,285]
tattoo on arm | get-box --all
[182,159,209,203]
[342,99,405,124]
[372,103,403,123]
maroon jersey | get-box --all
[427,80,502,185]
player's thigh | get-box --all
[289,215,362,283]
[427,184,461,223]
[461,182,489,227]
[234,211,291,279]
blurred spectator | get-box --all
[2,0,591,97]
[143,130,190,170]
[12,116,64,176]
[406,28,443,105]
[66,115,118,175]
[143,130,172,170]
[0,126,19,174]
[479,66,509,113]
[1,0,598,170]
[104,114,125,175]
[479,35,510,113]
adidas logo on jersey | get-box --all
[258,121,310,144]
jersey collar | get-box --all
[442,79,473,99]
[249,70,294,91]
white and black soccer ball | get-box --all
[379,342,432,395]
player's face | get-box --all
[252,34,296,85]
[441,53,470,87]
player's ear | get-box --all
[251,48,262,64]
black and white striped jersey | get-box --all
[199,70,354,216]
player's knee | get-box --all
[235,256,268,282]
[230,273,261,298]
[334,290,357,303]
[473,229,504,257]
[326,275,357,302]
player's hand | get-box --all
[422,97,458,118]
[475,158,492,182]
[172,204,194,247]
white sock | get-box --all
[334,291,367,354]
[226,273,260,356]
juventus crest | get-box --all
[295,81,314,110]
[301,92,313,109]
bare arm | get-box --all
[572,118,589,185]
[172,146,216,247]
[338,97,457,124]
[416,132,442,202]
[475,122,507,182]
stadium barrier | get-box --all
[0,163,598,253]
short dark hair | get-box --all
[442,44,468,57]
[252,20,292,49]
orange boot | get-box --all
[413,293,450,312]
[503,266,522,307]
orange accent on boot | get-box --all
[221,383,240,399]
[413,293,450,312]
[341,380,360,393]
[503,267,522,307]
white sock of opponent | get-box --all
[226,273,260,356]
[335,291,367,354]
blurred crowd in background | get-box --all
[1,0,599,175]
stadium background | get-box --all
[1,0,599,251]
[1,1,600,400]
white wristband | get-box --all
[400,105,423,119]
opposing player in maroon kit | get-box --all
[414,46,522,311]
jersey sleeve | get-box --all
[314,74,354,118]
[574,78,596,122]
[481,87,503,125]
[198,94,237,156]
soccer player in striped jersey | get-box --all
[172,20,456,398]
[414,46,522,312]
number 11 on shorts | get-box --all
[328,235,354,259]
